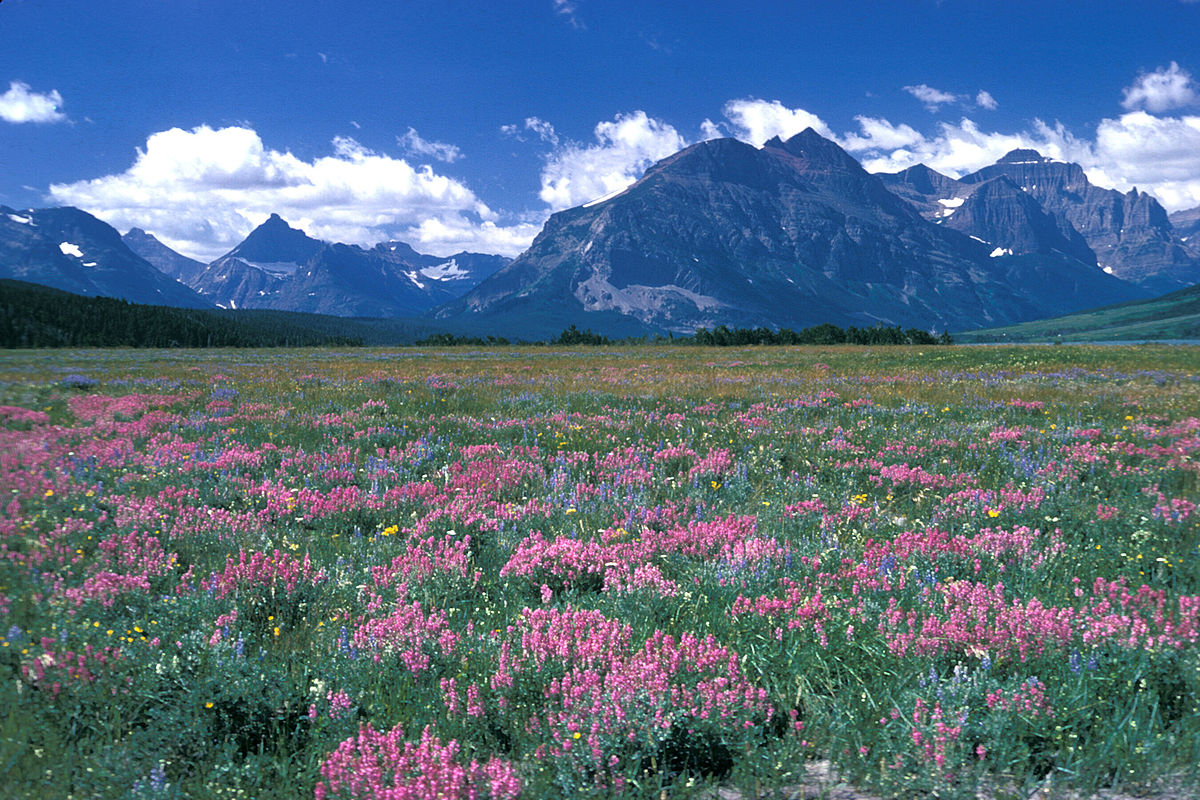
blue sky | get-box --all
[2,0,1199,260]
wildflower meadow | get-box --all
[1,344,1198,799]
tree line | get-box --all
[0,281,363,348]
[1,280,953,349]
[419,323,951,347]
[688,323,952,346]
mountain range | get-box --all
[0,206,506,317]
[126,214,509,317]
[438,131,1190,336]
[4,129,1199,337]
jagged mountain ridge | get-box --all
[957,150,1198,293]
[182,216,508,316]
[0,206,211,308]
[878,166,1098,264]
[434,130,1141,337]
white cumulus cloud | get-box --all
[1121,62,1198,113]
[840,116,927,153]
[397,127,463,163]
[1088,111,1200,210]
[538,111,687,209]
[0,80,66,124]
[48,125,537,260]
[844,117,1087,177]
[721,98,833,145]
[975,90,998,110]
[699,118,724,141]
[524,116,559,145]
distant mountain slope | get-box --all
[1169,206,1200,242]
[122,228,209,284]
[434,130,1141,338]
[874,164,963,217]
[187,215,507,315]
[0,206,211,308]
[955,282,1200,342]
[959,150,1199,293]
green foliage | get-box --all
[0,280,365,348]
[690,323,949,346]
[416,332,512,346]
[551,325,610,346]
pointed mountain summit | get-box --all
[436,130,1138,337]
[189,214,328,308]
[764,127,872,175]
[221,213,326,267]
[0,206,210,308]
[122,228,208,284]
[961,150,1198,292]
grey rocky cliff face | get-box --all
[879,169,1097,264]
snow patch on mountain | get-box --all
[419,259,469,281]
[937,197,964,218]
[59,242,83,258]
[239,260,302,277]
[583,187,630,208]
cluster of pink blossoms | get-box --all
[315,724,520,800]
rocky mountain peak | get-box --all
[223,213,324,265]
[121,226,208,284]
[877,164,962,210]
[765,128,866,173]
